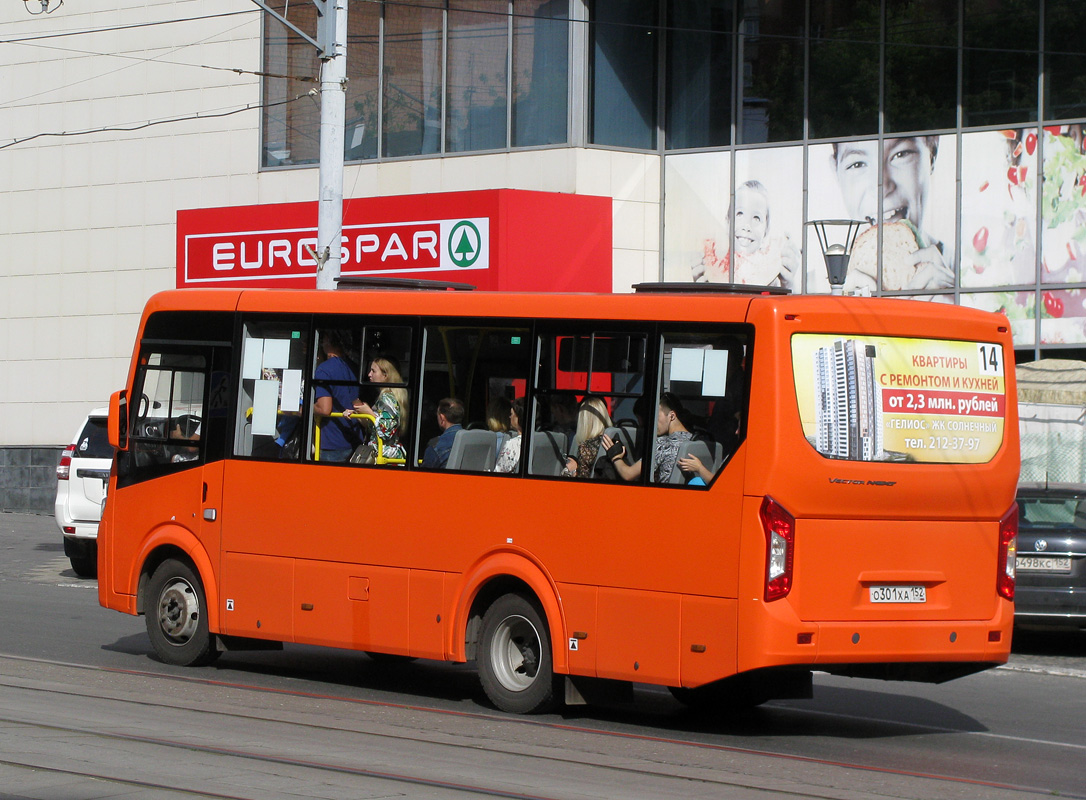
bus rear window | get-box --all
[791,334,1007,464]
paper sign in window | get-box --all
[702,350,730,396]
[252,379,280,436]
[263,338,290,370]
[241,337,263,381]
[670,348,704,383]
[280,369,303,412]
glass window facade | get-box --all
[261,2,1086,354]
[808,0,881,140]
[261,0,569,164]
[885,1,958,134]
[589,0,658,149]
[665,2,733,150]
[512,0,569,146]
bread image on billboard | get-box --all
[844,221,926,293]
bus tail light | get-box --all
[760,496,795,601]
[57,444,75,481]
[996,504,1017,601]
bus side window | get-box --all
[417,323,532,472]
[655,331,749,487]
[126,352,207,476]
[235,321,310,461]
[530,328,647,481]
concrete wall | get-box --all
[0,447,63,514]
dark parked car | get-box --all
[1015,483,1086,632]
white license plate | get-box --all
[1016,555,1072,573]
[869,585,926,603]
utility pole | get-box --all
[314,0,348,289]
[251,1,348,289]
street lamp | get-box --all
[806,219,864,295]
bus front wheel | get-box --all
[145,559,219,667]
[478,593,558,714]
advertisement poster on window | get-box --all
[728,147,803,290]
[663,148,802,289]
[1040,124,1086,345]
[806,137,956,295]
[960,128,1038,290]
[963,291,1037,347]
[663,152,731,282]
[791,334,1007,464]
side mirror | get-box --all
[109,390,128,450]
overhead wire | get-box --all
[0,94,310,151]
[0,8,257,45]
[0,9,306,150]
[1,14,269,110]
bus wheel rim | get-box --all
[158,577,200,645]
[491,614,541,692]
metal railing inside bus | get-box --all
[245,409,405,466]
[316,412,406,465]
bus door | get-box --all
[115,342,232,592]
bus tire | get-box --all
[145,559,219,667]
[478,593,558,714]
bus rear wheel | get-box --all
[478,593,558,714]
[145,559,219,667]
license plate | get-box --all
[1016,555,1072,573]
[869,585,926,603]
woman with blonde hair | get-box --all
[562,396,613,478]
[346,356,408,462]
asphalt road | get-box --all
[1,511,1085,800]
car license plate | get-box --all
[869,585,926,603]
[1016,555,1072,573]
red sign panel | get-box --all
[176,190,612,292]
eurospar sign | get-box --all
[184,217,489,284]
[176,190,613,292]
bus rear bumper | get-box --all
[740,600,1014,683]
[806,613,1013,682]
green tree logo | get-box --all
[448,220,482,268]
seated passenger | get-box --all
[494,397,525,474]
[422,397,464,468]
[677,453,713,485]
[548,394,578,449]
[562,396,613,478]
[345,356,408,462]
[603,393,694,483]
[487,396,513,438]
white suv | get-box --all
[54,408,113,577]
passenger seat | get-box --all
[446,429,502,471]
[669,439,722,484]
[530,430,567,476]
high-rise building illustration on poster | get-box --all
[812,339,884,461]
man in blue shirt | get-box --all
[422,397,464,468]
[313,332,359,462]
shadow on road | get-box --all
[1012,628,1086,657]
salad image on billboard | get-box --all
[792,334,1007,464]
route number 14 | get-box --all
[977,343,1004,376]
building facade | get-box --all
[2,0,1084,510]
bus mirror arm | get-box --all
[108,389,128,451]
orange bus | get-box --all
[98,281,1019,713]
